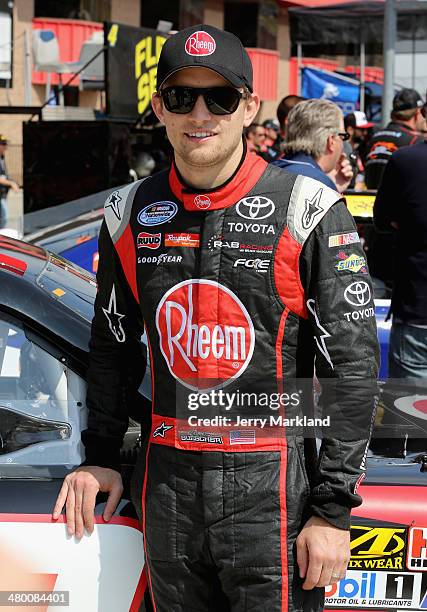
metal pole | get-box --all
[360,40,365,112]
[411,20,416,89]
[297,42,302,95]
[382,0,396,127]
[23,29,32,106]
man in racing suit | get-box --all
[365,88,424,189]
[54,25,379,612]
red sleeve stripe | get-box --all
[274,227,308,319]
[114,225,139,304]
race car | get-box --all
[1,235,427,612]
[0,236,151,612]
[25,207,103,275]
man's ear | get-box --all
[151,92,165,125]
[243,93,261,128]
[326,133,335,154]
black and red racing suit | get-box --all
[82,150,379,612]
[365,120,423,189]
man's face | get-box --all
[415,107,426,132]
[421,105,427,132]
[351,127,368,145]
[265,127,277,142]
[330,116,345,167]
[152,67,259,170]
[0,143,6,156]
[250,127,266,147]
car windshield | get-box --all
[36,252,97,323]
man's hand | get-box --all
[52,466,123,539]
[0,177,19,192]
[296,515,350,590]
[328,153,353,193]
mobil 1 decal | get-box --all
[349,526,407,571]
[325,570,427,609]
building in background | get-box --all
[2,0,427,186]
[0,0,290,184]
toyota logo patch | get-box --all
[236,196,275,220]
[344,281,371,307]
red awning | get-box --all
[246,48,279,101]
[32,17,103,86]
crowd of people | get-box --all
[245,87,427,194]
[243,87,427,381]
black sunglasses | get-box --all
[160,86,245,115]
[336,132,350,141]
[421,105,427,119]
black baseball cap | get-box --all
[344,111,374,129]
[0,134,7,144]
[156,24,253,92]
[393,88,424,112]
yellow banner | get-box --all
[346,193,376,218]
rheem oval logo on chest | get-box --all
[185,31,216,56]
[156,280,254,390]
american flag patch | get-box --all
[229,430,256,445]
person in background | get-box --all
[276,94,306,141]
[244,122,269,159]
[373,102,427,378]
[344,111,374,190]
[274,98,353,193]
[263,118,280,147]
[262,118,281,159]
[365,88,425,189]
[0,135,19,230]
[344,111,374,153]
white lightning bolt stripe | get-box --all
[306,299,334,370]
[102,285,126,343]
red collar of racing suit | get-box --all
[168,148,267,211]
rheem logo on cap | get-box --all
[156,279,254,390]
[185,31,216,56]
